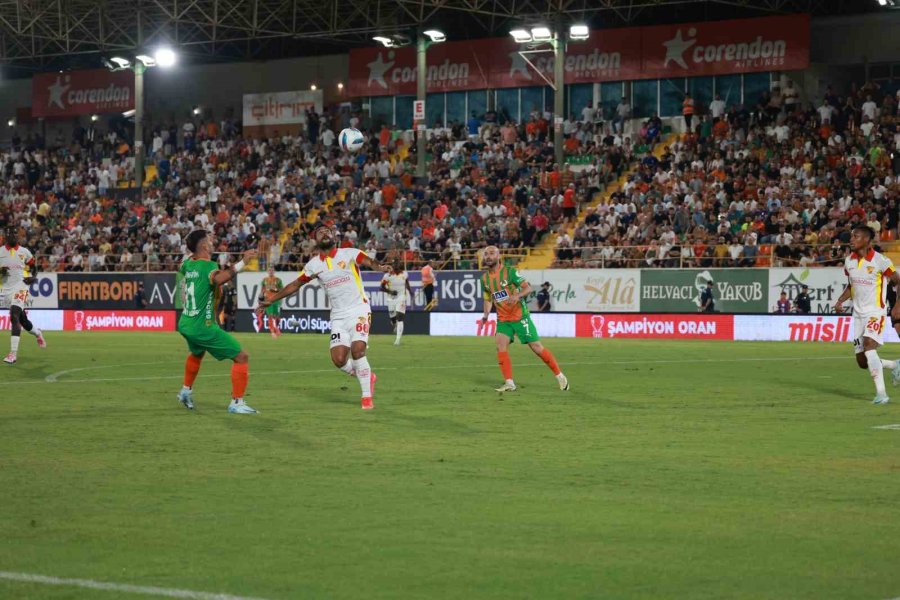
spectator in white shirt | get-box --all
[580,102,595,124]
[709,94,726,119]
[817,100,834,124]
[861,95,878,122]
[613,97,631,134]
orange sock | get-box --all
[497,351,513,380]
[184,354,202,387]
[231,362,249,398]
[539,349,561,376]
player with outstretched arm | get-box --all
[834,225,900,405]
[480,246,568,392]
[177,230,258,413]
[1,226,46,365]
[258,225,392,410]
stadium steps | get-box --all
[516,133,676,270]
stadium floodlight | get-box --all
[154,48,177,68]
[91,114,99,122]
[877,0,887,5]
[510,29,532,43]
[135,54,156,67]
[423,29,446,43]
[109,56,131,69]
[569,24,590,40]
[373,36,395,47]
[531,27,553,42]
[337,82,344,90]
[192,106,202,115]
[6,118,14,127]
[122,109,136,118]
[310,84,317,91]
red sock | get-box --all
[184,354,202,387]
[539,349,561,376]
[497,351,513,380]
[231,362,249,398]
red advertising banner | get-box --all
[64,310,176,332]
[32,69,135,118]
[639,14,809,79]
[349,14,808,96]
[575,313,733,340]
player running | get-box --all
[177,230,258,414]
[257,225,391,410]
[381,261,413,346]
[479,245,568,392]
[1,226,46,365]
[260,268,284,338]
[834,225,900,405]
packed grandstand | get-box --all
[1,77,897,272]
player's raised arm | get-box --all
[257,273,314,314]
[211,248,258,287]
[357,252,392,273]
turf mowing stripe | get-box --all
[0,355,850,387]
[0,571,270,600]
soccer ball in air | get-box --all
[339,128,365,152]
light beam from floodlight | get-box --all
[155,48,177,68]
[531,27,552,42]
[510,29,532,43]
[569,24,589,40]
[423,29,446,43]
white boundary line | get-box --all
[45,361,171,382]
[0,571,270,600]
[0,355,848,387]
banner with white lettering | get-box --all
[520,269,640,312]
[32,69,135,117]
[348,14,809,96]
[236,270,482,312]
[242,90,324,138]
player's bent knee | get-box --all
[857,354,869,369]
[234,351,249,364]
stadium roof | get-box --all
[0,0,883,77]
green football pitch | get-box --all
[1,332,899,600]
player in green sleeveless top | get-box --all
[479,246,569,393]
[177,230,258,414]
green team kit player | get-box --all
[259,268,284,338]
[479,246,569,392]
[177,230,258,414]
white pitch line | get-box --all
[0,355,848,387]
[45,361,176,383]
[0,571,270,600]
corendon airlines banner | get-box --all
[348,14,808,96]
[639,14,809,78]
[32,69,135,117]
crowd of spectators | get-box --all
[0,101,633,272]
[555,79,900,268]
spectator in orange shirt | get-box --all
[382,181,397,207]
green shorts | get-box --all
[179,324,242,361]
[265,301,281,317]
[497,317,540,344]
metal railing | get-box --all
[32,247,535,272]
[550,243,860,269]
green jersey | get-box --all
[179,259,219,331]
[481,265,530,322]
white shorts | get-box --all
[386,298,407,317]
[0,285,29,309]
[329,307,371,349]
[853,314,886,354]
